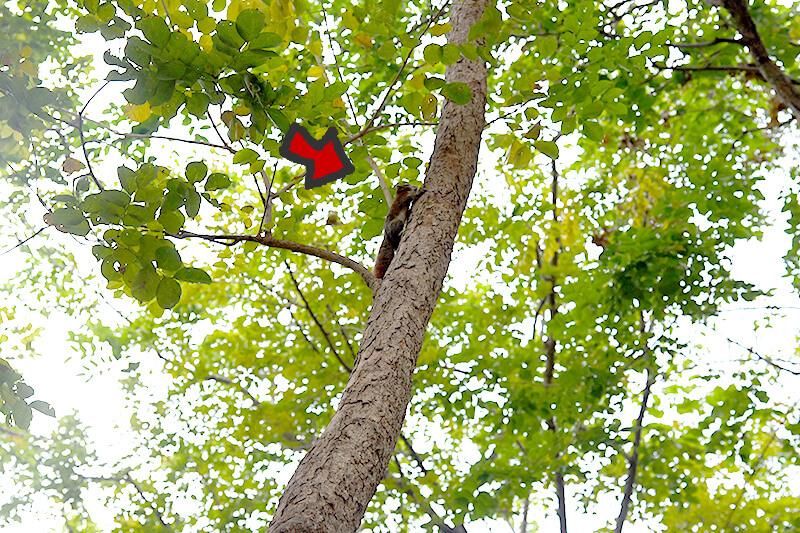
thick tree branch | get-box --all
[615,316,656,533]
[168,230,379,292]
[720,0,800,119]
[0,426,26,438]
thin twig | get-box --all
[0,227,47,256]
[702,325,800,376]
[327,304,358,363]
[286,265,352,373]
[78,82,110,191]
[360,1,452,137]
[205,374,262,407]
[124,471,173,532]
[665,37,744,49]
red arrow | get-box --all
[279,123,355,189]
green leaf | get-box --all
[29,400,56,417]
[534,140,559,159]
[155,245,182,271]
[138,16,171,48]
[460,43,478,61]
[248,32,282,49]
[158,210,185,233]
[185,92,210,118]
[236,9,266,41]
[467,20,486,41]
[118,166,136,193]
[423,44,442,64]
[205,172,232,191]
[429,22,452,36]
[538,37,558,57]
[101,257,122,281]
[424,76,446,91]
[99,189,131,207]
[12,400,32,430]
[53,194,78,206]
[441,82,472,105]
[233,148,259,164]
[441,43,460,65]
[16,382,34,399]
[131,264,160,303]
[185,161,208,183]
[162,190,184,211]
[216,20,245,49]
[96,2,115,23]
[174,267,212,284]
[583,120,604,142]
[524,122,541,140]
[92,245,114,260]
[52,207,85,226]
[185,189,201,218]
[156,277,182,309]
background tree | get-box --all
[2,0,800,532]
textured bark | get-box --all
[266,1,488,532]
[720,0,800,120]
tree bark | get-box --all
[266,1,488,531]
[720,0,800,120]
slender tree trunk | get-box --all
[267,1,488,531]
[615,315,655,533]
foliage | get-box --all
[2,0,800,531]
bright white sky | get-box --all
[3,6,800,533]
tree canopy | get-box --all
[2,0,800,531]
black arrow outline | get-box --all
[279,123,355,190]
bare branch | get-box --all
[653,61,761,74]
[614,367,654,533]
[716,330,800,376]
[0,426,26,438]
[665,37,744,49]
[124,471,173,532]
[286,265,352,373]
[344,122,438,145]
[327,304,358,363]
[0,227,47,256]
[615,314,656,533]
[720,430,780,532]
[78,82,110,192]
[168,229,379,291]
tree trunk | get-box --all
[266,1,488,531]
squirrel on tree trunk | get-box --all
[373,183,423,279]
